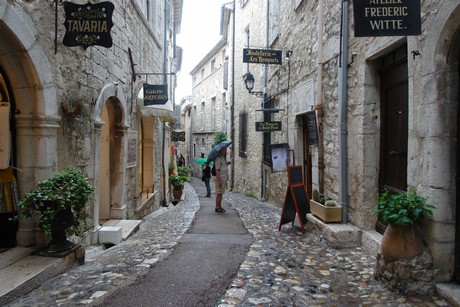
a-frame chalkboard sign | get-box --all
[278,165,310,233]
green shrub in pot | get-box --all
[17,166,94,237]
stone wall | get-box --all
[229,0,460,282]
[3,0,179,246]
[190,43,229,176]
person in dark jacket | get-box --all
[202,162,211,197]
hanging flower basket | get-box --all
[61,100,83,118]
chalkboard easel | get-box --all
[278,166,310,233]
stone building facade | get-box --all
[0,0,183,249]
[225,0,460,284]
[188,5,232,177]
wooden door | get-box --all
[455,60,460,283]
[379,62,408,192]
[302,116,313,200]
[377,47,408,234]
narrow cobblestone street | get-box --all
[6,178,452,306]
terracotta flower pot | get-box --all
[172,188,183,200]
[381,224,424,261]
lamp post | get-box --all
[243,72,265,98]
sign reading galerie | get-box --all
[243,48,283,65]
[353,0,421,37]
[63,1,114,49]
[143,84,168,106]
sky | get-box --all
[175,0,230,101]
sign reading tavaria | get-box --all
[63,1,114,49]
[353,0,421,37]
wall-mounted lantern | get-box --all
[243,72,265,98]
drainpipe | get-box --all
[339,0,349,223]
[316,0,325,194]
[230,0,236,190]
[161,0,168,206]
[260,0,269,198]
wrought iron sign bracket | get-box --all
[54,0,65,54]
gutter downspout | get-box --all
[339,0,349,223]
[230,0,236,190]
[161,0,168,206]
[316,0,325,194]
[260,0,269,198]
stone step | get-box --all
[102,219,141,240]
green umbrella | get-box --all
[195,158,213,166]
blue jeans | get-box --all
[204,177,211,196]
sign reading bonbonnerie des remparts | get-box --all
[243,49,283,65]
[353,0,421,37]
[63,1,114,49]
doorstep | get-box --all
[0,245,84,306]
[102,219,141,240]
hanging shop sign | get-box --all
[306,111,318,145]
[63,1,115,49]
[353,0,421,37]
[243,48,282,65]
[172,131,186,142]
[255,121,282,132]
[143,83,168,106]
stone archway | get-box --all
[415,3,460,282]
[93,83,129,229]
[0,4,58,247]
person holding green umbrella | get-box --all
[202,161,212,197]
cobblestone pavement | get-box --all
[7,178,452,306]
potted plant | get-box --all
[309,189,342,222]
[168,164,175,176]
[374,189,435,260]
[169,174,188,200]
[177,166,190,179]
[17,166,94,255]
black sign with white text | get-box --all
[255,121,282,132]
[353,0,421,37]
[63,1,114,49]
[143,84,168,106]
[243,49,283,65]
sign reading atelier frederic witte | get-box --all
[353,0,421,37]
[243,48,283,65]
[63,1,114,49]
[143,84,168,106]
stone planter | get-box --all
[309,199,342,223]
[39,205,79,256]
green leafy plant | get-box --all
[61,91,92,136]
[17,166,94,237]
[212,132,227,147]
[374,189,435,226]
[177,166,190,179]
[169,174,188,190]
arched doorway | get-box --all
[99,103,111,222]
[0,13,58,247]
[0,67,18,249]
[455,35,460,284]
[97,96,126,224]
